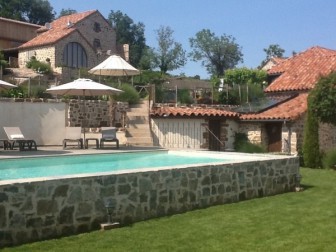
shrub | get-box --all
[233,132,249,150]
[114,83,140,104]
[0,52,8,71]
[178,89,193,104]
[233,132,266,153]
[26,57,51,74]
[322,149,336,169]
[237,142,266,153]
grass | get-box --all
[4,168,336,252]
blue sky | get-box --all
[49,0,336,79]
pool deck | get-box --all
[0,145,166,159]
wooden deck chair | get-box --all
[100,127,119,149]
[63,127,83,149]
[3,127,37,151]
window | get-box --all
[93,39,101,50]
[63,42,87,68]
[93,22,101,32]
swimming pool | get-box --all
[0,151,235,181]
[0,150,300,247]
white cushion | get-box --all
[10,134,25,140]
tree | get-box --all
[108,10,146,68]
[0,0,55,24]
[302,96,321,168]
[309,71,336,126]
[189,29,243,76]
[259,44,285,68]
[137,46,155,70]
[218,68,266,104]
[58,8,77,18]
[224,68,267,86]
[152,26,187,74]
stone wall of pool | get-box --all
[0,155,299,247]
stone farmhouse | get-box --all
[151,46,336,154]
[17,10,126,82]
[1,11,336,154]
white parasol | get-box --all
[89,55,140,77]
[46,78,123,142]
[0,80,17,91]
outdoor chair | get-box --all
[3,127,37,151]
[100,127,119,149]
[63,127,83,149]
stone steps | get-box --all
[125,99,153,146]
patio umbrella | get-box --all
[46,78,123,142]
[0,80,17,91]
[88,55,140,77]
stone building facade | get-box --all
[17,10,122,82]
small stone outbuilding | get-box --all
[150,46,336,154]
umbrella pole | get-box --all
[83,90,86,145]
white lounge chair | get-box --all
[63,127,83,149]
[100,127,119,149]
[3,127,37,151]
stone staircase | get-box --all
[125,99,153,146]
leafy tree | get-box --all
[108,10,146,68]
[152,26,187,74]
[215,68,266,105]
[0,0,55,24]
[189,29,243,76]
[58,8,77,18]
[224,68,267,86]
[259,44,285,68]
[137,46,155,71]
[309,71,336,126]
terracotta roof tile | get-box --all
[271,57,287,64]
[240,93,308,121]
[150,106,239,118]
[19,10,97,49]
[265,46,336,92]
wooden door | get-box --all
[265,122,282,152]
[208,120,221,151]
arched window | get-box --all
[63,42,87,68]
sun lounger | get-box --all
[100,127,119,149]
[3,127,37,151]
[63,127,83,149]
[0,139,11,150]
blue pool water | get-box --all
[0,151,229,181]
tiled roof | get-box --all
[19,10,97,49]
[271,57,287,65]
[239,93,308,121]
[0,17,41,28]
[150,106,239,118]
[265,46,336,92]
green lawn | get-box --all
[4,168,336,252]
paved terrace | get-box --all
[0,145,166,159]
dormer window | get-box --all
[93,22,101,32]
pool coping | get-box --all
[0,148,295,185]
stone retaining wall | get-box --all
[0,154,299,247]
[67,99,128,128]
